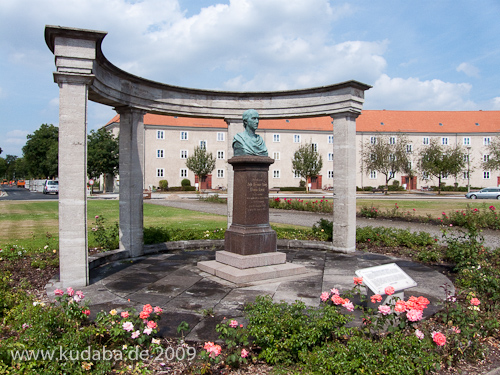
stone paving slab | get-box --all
[46,248,455,343]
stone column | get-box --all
[331,112,359,253]
[224,117,244,227]
[54,73,93,287]
[117,107,146,257]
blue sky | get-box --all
[1,0,499,157]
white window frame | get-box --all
[156,168,164,177]
[156,130,164,140]
[463,137,470,146]
[180,150,188,159]
[389,136,397,145]
[294,170,301,178]
[273,134,281,142]
[484,137,491,146]
[463,155,470,163]
[180,131,188,140]
[328,135,334,144]
[484,171,491,179]
[442,173,448,179]
[422,137,430,145]
[273,152,280,160]
[217,132,225,142]
[180,168,188,178]
[156,149,164,158]
[328,153,333,161]
[483,154,490,162]
[441,137,449,145]
[370,136,377,145]
[217,150,225,159]
[217,169,224,178]
[273,170,280,178]
[406,144,413,153]
[328,170,334,179]
[293,134,301,143]
[199,140,207,149]
[369,170,377,179]
[311,143,318,152]
[463,171,469,179]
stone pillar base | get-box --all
[215,250,285,269]
[225,224,277,255]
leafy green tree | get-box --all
[22,124,59,179]
[4,155,18,180]
[0,157,7,178]
[13,157,28,179]
[360,133,411,191]
[483,136,500,171]
[292,142,323,193]
[418,138,466,194]
[185,146,216,191]
[87,128,119,193]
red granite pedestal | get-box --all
[198,155,308,284]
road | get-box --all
[0,186,59,200]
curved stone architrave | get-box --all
[45,25,371,287]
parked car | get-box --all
[43,180,59,194]
[465,187,500,199]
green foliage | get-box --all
[291,142,323,192]
[482,135,500,171]
[359,205,379,218]
[244,295,351,365]
[442,223,484,271]
[143,226,170,244]
[185,147,216,186]
[269,197,332,213]
[312,218,333,241]
[279,186,306,191]
[418,138,466,194]
[87,128,119,183]
[215,318,250,368]
[89,215,119,251]
[181,178,191,187]
[200,193,227,204]
[158,179,169,190]
[22,124,59,179]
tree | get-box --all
[0,157,7,179]
[22,124,59,179]
[87,128,119,193]
[360,133,411,191]
[483,136,500,171]
[185,146,216,191]
[292,142,323,193]
[418,138,466,194]
[4,155,18,180]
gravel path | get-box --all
[147,198,500,250]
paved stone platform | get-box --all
[46,248,454,342]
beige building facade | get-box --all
[106,110,500,192]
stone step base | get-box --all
[215,250,286,269]
[197,260,309,284]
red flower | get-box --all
[432,331,446,346]
[353,277,363,285]
[384,286,395,296]
[82,309,90,316]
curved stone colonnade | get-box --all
[45,25,370,287]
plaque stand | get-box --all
[198,156,307,284]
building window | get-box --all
[180,131,188,140]
[294,170,301,178]
[328,135,334,144]
[484,171,491,179]
[483,154,490,162]
[389,136,397,145]
[370,136,377,144]
[463,171,469,179]
[199,140,207,149]
[311,143,318,152]
[422,137,429,145]
[180,150,188,159]
[406,144,413,153]
[273,152,280,160]
[217,150,225,159]
[463,137,470,146]
[328,153,333,161]
[464,155,470,163]
[273,170,280,178]
[217,169,224,178]
[328,170,334,179]
[442,173,448,179]
[156,149,164,158]
[156,168,164,177]
[156,130,164,140]
[369,170,377,179]
[484,137,491,146]
[293,134,301,143]
[422,172,429,180]
[273,134,280,142]
[180,169,188,178]
[389,153,396,161]
[217,132,225,141]
[441,137,449,145]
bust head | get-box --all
[242,109,259,131]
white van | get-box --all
[43,180,59,194]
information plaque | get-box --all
[355,263,417,295]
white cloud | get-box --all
[456,62,480,78]
[6,130,29,138]
[365,74,476,110]
[49,97,59,107]
[491,97,500,110]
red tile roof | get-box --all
[107,110,500,133]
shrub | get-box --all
[90,215,119,251]
[181,178,191,187]
[158,179,168,190]
[279,187,306,191]
[143,226,170,244]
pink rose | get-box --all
[54,289,64,296]
[122,321,134,332]
[378,305,391,315]
[82,309,90,316]
[353,277,363,285]
[370,294,382,304]
[75,291,85,300]
[432,331,446,346]
[330,288,339,295]
[384,286,395,296]
[121,311,129,319]
[342,301,355,312]
[154,306,163,314]
[131,330,140,339]
[241,349,249,358]
[394,300,407,313]
[147,320,157,329]
[66,287,74,297]
[406,309,423,322]
[331,294,344,305]
[229,320,238,328]
[320,292,330,302]
[143,327,152,335]
[143,304,153,314]
[415,329,424,340]
[470,298,480,306]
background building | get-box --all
[105,110,500,191]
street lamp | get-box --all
[467,146,471,193]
